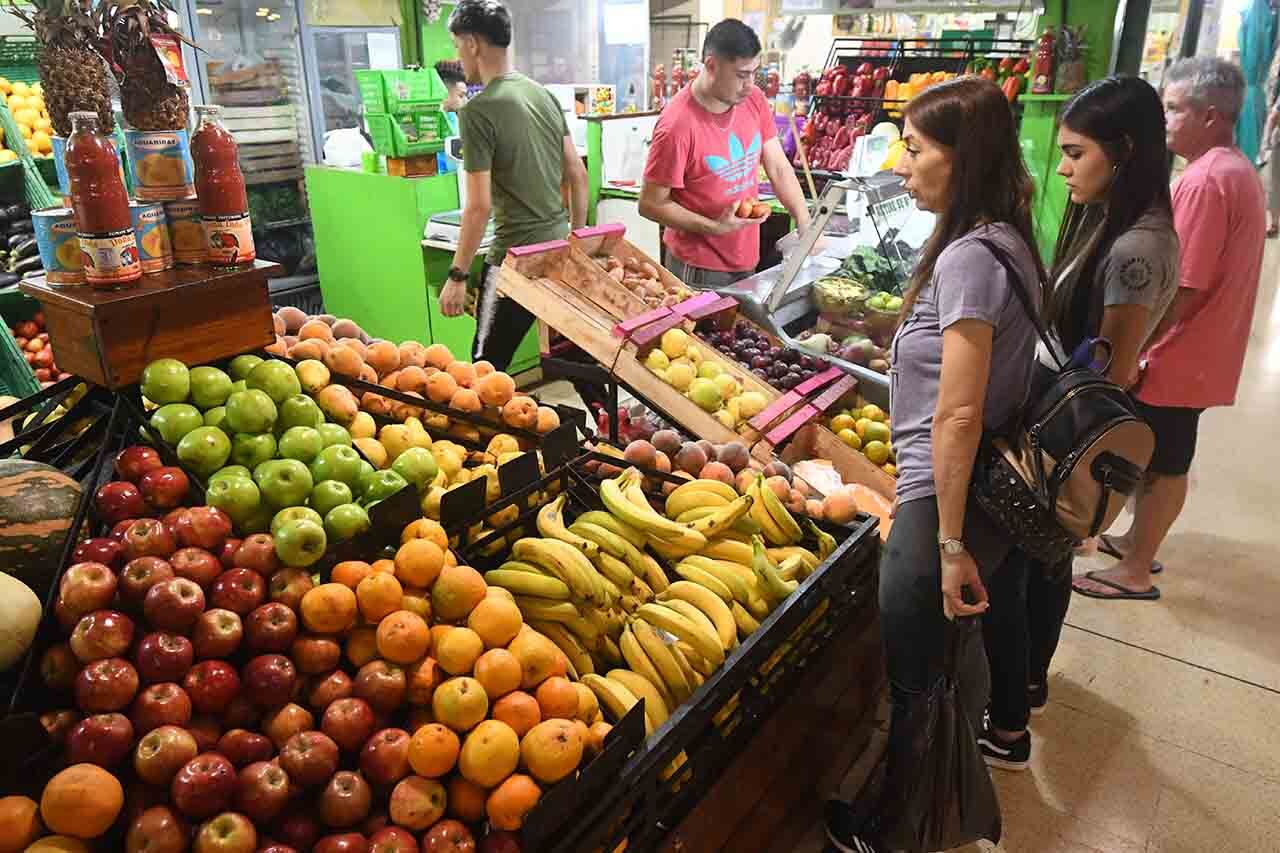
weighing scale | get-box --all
[424,209,495,248]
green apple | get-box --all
[206,476,262,526]
[189,366,234,410]
[247,359,302,405]
[391,447,438,492]
[274,518,327,567]
[360,469,409,506]
[203,406,228,432]
[309,445,364,489]
[256,458,315,509]
[325,503,371,542]
[271,506,324,537]
[317,423,352,448]
[354,460,376,495]
[278,426,323,464]
[240,503,274,535]
[150,403,204,445]
[142,358,190,405]
[225,389,278,434]
[229,354,263,381]
[209,465,253,485]
[231,432,277,469]
[310,480,353,517]
[176,426,231,477]
[277,395,324,432]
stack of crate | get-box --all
[355,68,450,177]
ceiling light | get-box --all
[256,9,269,16]
[196,7,211,13]
[267,13,280,21]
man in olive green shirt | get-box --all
[442,0,588,371]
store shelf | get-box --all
[258,216,311,231]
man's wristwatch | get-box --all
[446,266,469,283]
[939,537,967,557]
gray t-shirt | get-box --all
[1037,208,1181,366]
[890,223,1042,505]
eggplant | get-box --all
[0,272,19,287]
[14,238,37,260]
[8,233,28,249]
[0,204,29,222]
[20,268,43,280]
[11,255,42,275]
[7,219,34,235]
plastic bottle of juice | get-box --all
[191,104,255,269]
[66,111,141,287]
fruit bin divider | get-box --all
[0,374,115,472]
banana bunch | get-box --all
[745,474,805,546]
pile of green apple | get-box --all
[139,355,440,568]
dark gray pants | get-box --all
[663,253,753,290]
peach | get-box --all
[397,366,429,395]
[324,344,365,378]
[426,371,458,404]
[475,371,516,408]
[365,340,400,376]
[446,361,477,389]
[449,388,482,413]
[424,343,454,371]
[298,319,335,342]
[501,396,538,430]
[399,341,428,369]
[337,338,368,361]
[473,360,495,378]
[288,339,329,362]
[535,406,560,434]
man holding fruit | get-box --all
[639,19,812,288]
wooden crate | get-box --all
[769,422,896,500]
[570,222,690,304]
[385,155,440,178]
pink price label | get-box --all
[811,375,859,412]
[571,223,625,240]
[629,314,686,350]
[507,239,571,257]
[765,405,820,445]
[795,366,844,396]
[684,296,739,322]
[671,291,720,316]
[613,305,674,338]
[749,390,806,432]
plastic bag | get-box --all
[323,127,372,168]
[879,618,1002,853]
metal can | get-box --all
[31,207,85,285]
[162,196,204,265]
[124,129,196,201]
[129,202,174,274]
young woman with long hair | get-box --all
[824,76,1045,853]
[980,76,1179,772]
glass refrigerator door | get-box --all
[305,26,400,153]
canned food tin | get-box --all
[129,202,173,274]
[163,197,204,265]
[124,129,196,201]
[31,207,85,285]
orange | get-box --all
[431,676,489,733]
[586,721,612,758]
[473,648,522,699]
[490,690,541,738]
[446,776,488,822]
[376,610,430,664]
[371,558,397,575]
[400,586,433,622]
[395,539,445,588]
[39,764,123,839]
[0,795,41,852]
[405,657,442,705]
[486,773,541,831]
[431,564,488,622]
[466,596,523,649]
[520,719,584,784]
[345,626,379,667]
[534,676,579,720]
[357,572,404,623]
[435,626,484,675]
[301,583,358,634]
[458,719,520,788]
[428,623,454,657]
[402,518,449,550]
[407,722,461,778]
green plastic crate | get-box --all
[0,291,41,399]
[365,111,448,158]
[356,68,446,114]
[0,103,56,210]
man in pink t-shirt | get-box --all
[639,19,811,287]
[1074,58,1266,601]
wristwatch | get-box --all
[446,266,469,282]
[939,537,967,557]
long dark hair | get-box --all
[1048,76,1173,352]
[900,76,1046,318]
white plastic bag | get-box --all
[323,127,372,168]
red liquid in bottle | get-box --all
[191,104,255,269]
[66,111,141,288]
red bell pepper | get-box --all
[999,57,1015,73]
[856,62,873,76]
[1002,75,1022,103]
[980,67,996,82]
[1013,58,1029,75]
[853,75,874,97]
[834,126,850,148]
[872,66,890,81]
[816,80,832,97]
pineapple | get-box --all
[7,0,115,137]
[97,0,190,131]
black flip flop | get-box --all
[1072,570,1161,601]
[1097,534,1163,574]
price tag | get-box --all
[795,365,844,395]
[440,477,487,533]
[811,374,859,412]
[749,390,806,432]
[765,404,820,445]
[542,421,582,470]
[498,451,542,498]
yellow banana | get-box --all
[751,536,799,606]
[676,506,761,537]
[679,556,755,606]
[767,546,820,576]
[630,576,656,603]
[498,560,553,576]
[530,620,596,676]
[672,561,734,601]
[660,581,736,651]
[512,596,583,624]
[777,555,808,582]
[669,641,704,689]
[618,624,675,709]
[576,510,646,549]
[569,521,629,558]
[512,538,602,604]
[807,519,838,561]
[661,599,726,654]
[602,474,699,545]
[581,673,650,734]
[623,479,708,549]
[636,603,724,668]
[702,538,754,565]
[665,478,738,514]
[732,601,760,637]
[676,640,715,677]
[683,493,755,539]
[607,669,670,727]
[560,610,602,644]
[592,551,636,588]
[637,551,669,594]
[537,494,600,558]
[757,475,803,544]
[483,569,572,600]
[747,479,791,545]
[664,489,731,519]
[647,535,701,561]
[595,633,624,668]
[630,618,691,705]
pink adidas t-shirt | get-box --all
[1138,146,1266,409]
[644,86,776,273]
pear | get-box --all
[379,423,415,464]
[315,384,358,426]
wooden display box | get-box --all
[763,421,897,500]
[19,261,280,390]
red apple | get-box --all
[275,810,322,852]
[194,811,258,853]
[189,714,223,753]
[193,608,244,659]
[74,536,126,568]
[178,506,234,550]
[219,538,242,570]
[163,507,191,539]
[223,694,262,730]
[41,643,79,691]
[243,654,297,709]
[131,681,194,733]
[65,711,134,768]
[369,827,419,853]
[421,820,475,853]
[126,804,191,853]
[145,577,206,632]
[320,771,372,828]
[212,568,267,615]
[268,568,315,613]
[126,517,179,560]
[75,656,140,712]
[134,723,200,785]
[218,728,274,767]
[235,759,292,824]
[124,781,171,824]
[359,728,411,787]
[306,670,353,712]
[97,480,149,524]
[279,730,340,788]
[292,634,341,675]
[261,703,314,750]
[140,466,191,510]
[244,602,298,654]
[136,631,194,684]
[171,752,238,819]
[70,608,136,662]
[322,698,376,753]
[39,708,81,744]
[112,518,143,541]
[477,832,520,853]
[234,533,280,575]
[57,561,118,628]
[121,557,176,605]
[316,834,369,853]
[258,845,301,853]
[173,547,225,588]
[362,810,390,838]
[353,661,407,714]
[117,445,165,482]
[185,660,242,714]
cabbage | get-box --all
[812,276,869,316]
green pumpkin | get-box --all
[0,458,82,596]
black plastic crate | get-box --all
[269,281,324,315]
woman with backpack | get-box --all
[824,76,1045,853]
[979,76,1180,771]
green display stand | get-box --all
[305,166,539,375]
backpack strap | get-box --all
[973,237,1064,372]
